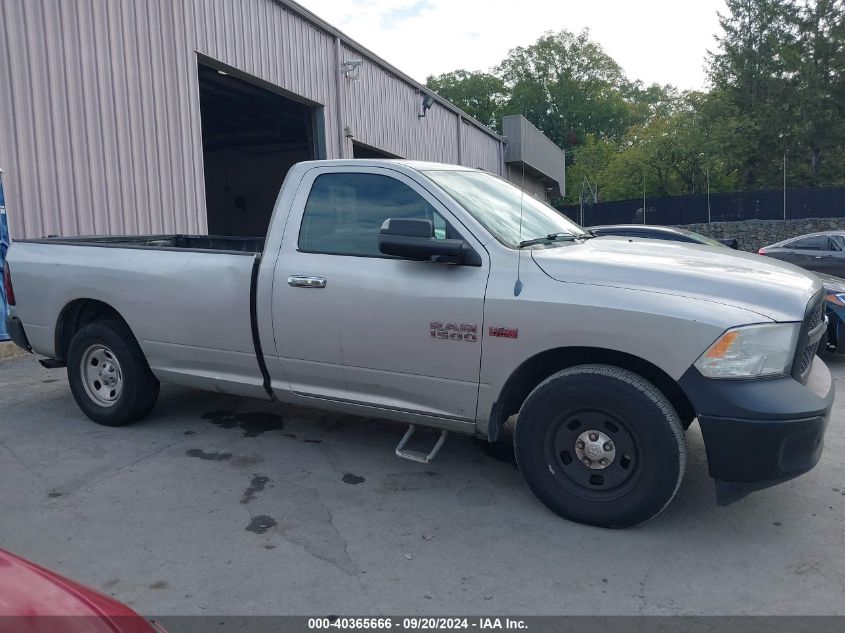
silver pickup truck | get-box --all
[4,160,834,527]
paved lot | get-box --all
[1,351,844,616]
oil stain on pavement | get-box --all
[202,410,284,437]
[241,475,270,504]
[246,515,277,534]
[185,448,232,461]
[342,473,365,484]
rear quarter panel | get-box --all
[8,242,266,397]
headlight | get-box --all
[694,323,800,378]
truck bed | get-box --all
[15,234,265,254]
[7,236,270,399]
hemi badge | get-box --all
[489,326,518,339]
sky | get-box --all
[296,0,729,91]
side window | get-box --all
[299,173,450,257]
[433,213,447,240]
[829,235,845,252]
[790,235,828,251]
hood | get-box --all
[531,236,821,322]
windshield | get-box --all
[675,227,728,248]
[422,169,586,248]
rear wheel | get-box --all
[67,320,159,426]
[514,364,686,528]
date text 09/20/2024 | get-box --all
[307,617,527,630]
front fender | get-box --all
[475,266,772,436]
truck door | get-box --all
[270,166,488,421]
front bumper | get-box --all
[5,316,32,353]
[679,358,834,505]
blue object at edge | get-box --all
[0,174,10,342]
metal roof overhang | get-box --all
[502,115,566,197]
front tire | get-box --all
[514,364,686,528]
[67,319,159,426]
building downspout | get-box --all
[334,36,346,159]
[456,116,463,165]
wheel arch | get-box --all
[486,346,695,441]
[55,299,132,362]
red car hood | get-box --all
[0,549,156,632]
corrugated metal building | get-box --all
[0,0,565,240]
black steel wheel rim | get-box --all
[544,408,640,500]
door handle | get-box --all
[288,275,326,288]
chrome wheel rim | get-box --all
[574,429,616,470]
[80,344,123,407]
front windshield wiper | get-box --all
[518,232,596,249]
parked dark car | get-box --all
[813,272,845,354]
[758,232,845,354]
[590,225,738,248]
[758,231,845,278]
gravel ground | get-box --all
[0,341,27,360]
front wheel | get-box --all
[514,364,686,528]
[67,319,160,426]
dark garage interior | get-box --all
[352,141,398,159]
[198,63,316,237]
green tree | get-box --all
[625,82,682,123]
[571,93,739,203]
[425,70,506,131]
[497,29,635,149]
[563,134,615,204]
[707,0,801,189]
[791,0,845,184]
[429,2,845,203]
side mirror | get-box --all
[378,218,479,266]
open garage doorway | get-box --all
[198,62,317,237]
[352,141,399,159]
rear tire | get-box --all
[67,319,159,426]
[514,364,685,528]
